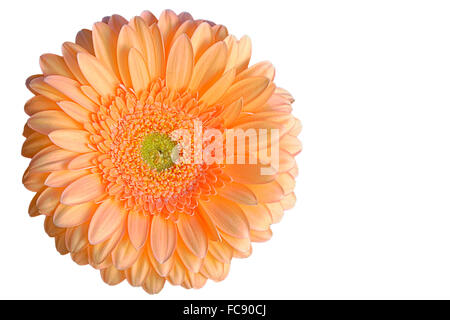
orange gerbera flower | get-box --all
[22,10,302,294]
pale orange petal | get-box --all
[53,202,96,227]
[92,22,120,78]
[150,215,177,264]
[45,169,89,188]
[217,182,257,205]
[166,34,193,92]
[48,129,92,153]
[128,48,150,94]
[127,213,149,250]
[88,199,124,245]
[28,110,81,135]
[199,195,249,239]
[40,54,74,78]
[60,173,105,205]
[177,214,208,258]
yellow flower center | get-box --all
[140,132,179,172]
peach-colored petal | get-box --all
[140,10,157,25]
[147,243,174,277]
[236,61,275,82]
[100,265,125,285]
[142,269,165,294]
[189,41,227,94]
[28,147,76,173]
[76,29,94,55]
[112,233,141,270]
[126,251,150,287]
[247,180,284,203]
[200,68,236,107]
[23,171,48,192]
[77,52,119,98]
[48,129,92,153]
[220,76,269,107]
[57,101,91,123]
[24,95,59,116]
[53,202,96,228]
[45,169,89,188]
[239,204,272,231]
[39,54,74,78]
[65,222,89,253]
[167,254,185,285]
[236,35,252,73]
[221,232,251,253]
[127,213,149,250]
[177,214,208,258]
[36,187,63,216]
[166,34,193,92]
[200,253,224,281]
[28,110,81,135]
[61,173,105,206]
[136,21,165,81]
[92,22,120,78]
[158,9,179,50]
[276,172,296,195]
[281,193,296,210]
[150,215,177,264]
[61,42,89,85]
[223,163,276,184]
[68,152,98,170]
[199,195,249,239]
[217,182,257,205]
[128,48,150,94]
[190,22,213,61]
[108,14,128,34]
[176,238,202,273]
[88,199,124,245]
[44,75,98,112]
[250,228,273,243]
[22,132,52,158]
[89,222,124,265]
[265,202,284,224]
[116,25,140,88]
[28,76,67,101]
[208,240,233,264]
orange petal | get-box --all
[177,237,202,273]
[125,251,150,287]
[190,22,212,61]
[24,95,59,116]
[112,233,141,270]
[220,76,269,107]
[28,110,81,135]
[68,152,98,170]
[199,195,249,239]
[236,61,275,82]
[65,223,89,253]
[60,173,105,206]
[36,187,63,216]
[177,214,208,258]
[88,199,124,245]
[265,202,284,224]
[140,10,157,25]
[200,68,236,107]
[236,35,252,73]
[45,169,89,188]
[208,240,233,264]
[166,34,193,93]
[128,48,150,94]
[247,180,285,203]
[217,182,257,205]
[223,163,276,184]
[92,22,120,78]
[150,215,177,264]
[221,232,251,253]
[200,253,224,281]
[28,76,67,101]
[127,213,149,250]
[61,42,89,85]
[141,23,165,81]
[76,29,94,55]
[39,54,74,78]
[143,269,165,294]
[250,228,273,243]
[28,147,76,173]
[48,129,92,153]
[77,52,119,98]
[23,171,48,192]
[239,204,272,231]
[116,25,139,88]
[44,75,98,112]
[281,193,296,210]
[100,265,125,285]
[158,9,179,50]
[53,202,96,228]
[89,222,124,265]
[189,41,227,94]
[21,132,52,158]
[57,101,91,123]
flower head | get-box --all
[22,10,302,294]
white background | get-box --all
[1,0,450,299]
